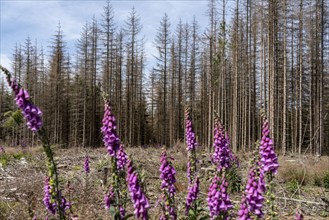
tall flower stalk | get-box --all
[212,117,236,171]
[208,116,234,219]
[126,159,150,219]
[212,118,230,170]
[84,155,90,174]
[245,161,266,218]
[1,65,67,219]
[260,117,279,219]
[101,95,128,219]
[237,193,251,220]
[207,173,232,219]
[238,147,266,220]
[185,176,200,215]
[259,119,279,175]
[159,149,176,219]
[185,107,197,183]
[184,106,201,216]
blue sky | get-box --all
[0,0,210,74]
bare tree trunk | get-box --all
[282,0,287,156]
[298,0,303,155]
[232,0,239,153]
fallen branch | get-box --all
[276,196,327,206]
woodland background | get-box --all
[0,0,328,156]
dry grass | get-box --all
[278,156,329,186]
[0,145,328,219]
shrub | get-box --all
[226,164,242,193]
[323,173,329,189]
[314,175,323,187]
[287,179,300,193]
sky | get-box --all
[0,0,210,75]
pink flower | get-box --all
[259,119,279,174]
[126,160,149,219]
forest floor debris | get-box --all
[0,145,328,219]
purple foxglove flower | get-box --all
[159,150,177,219]
[244,162,266,218]
[101,102,120,157]
[295,209,304,220]
[212,119,238,171]
[60,193,71,211]
[207,175,232,219]
[119,206,126,218]
[237,194,252,220]
[7,79,43,132]
[160,150,176,196]
[84,156,90,174]
[185,108,197,151]
[0,146,5,153]
[116,144,128,170]
[126,160,149,219]
[43,176,56,215]
[260,119,279,174]
[186,177,200,214]
[104,185,114,210]
[212,120,230,170]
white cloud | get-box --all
[1,1,209,73]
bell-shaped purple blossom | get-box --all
[159,150,177,219]
[260,119,279,174]
[295,209,304,220]
[60,192,71,211]
[126,160,149,220]
[116,144,128,170]
[212,119,235,171]
[237,194,252,220]
[104,185,114,210]
[8,79,43,132]
[43,176,56,215]
[186,177,200,214]
[160,150,176,196]
[84,155,90,174]
[185,108,197,151]
[101,102,120,157]
[244,162,266,218]
[212,119,239,172]
[119,206,126,218]
[207,175,232,219]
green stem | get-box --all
[267,173,277,220]
[1,66,65,220]
[111,153,122,220]
[39,128,65,220]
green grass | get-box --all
[0,151,32,168]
